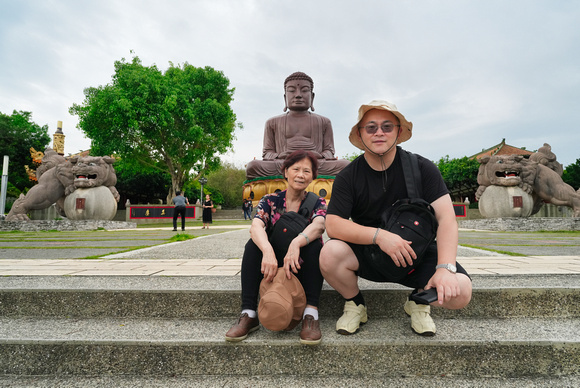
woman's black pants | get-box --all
[240,238,324,311]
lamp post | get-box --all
[199,177,207,203]
[0,156,8,220]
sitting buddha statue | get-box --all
[245,72,350,180]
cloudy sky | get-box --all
[1,0,579,170]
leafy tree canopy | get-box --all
[0,110,50,192]
[206,163,246,208]
[562,158,580,190]
[343,151,363,162]
[69,55,239,203]
[436,155,480,201]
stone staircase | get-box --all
[0,275,579,387]
[212,207,246,220]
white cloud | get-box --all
[1,0,578,170]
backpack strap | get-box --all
[398,146,422,199]
[298,191,319,218]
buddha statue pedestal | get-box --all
[243,176,335,207]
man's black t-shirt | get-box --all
[328,149,449,228]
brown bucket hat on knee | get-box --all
[258,269,307,331]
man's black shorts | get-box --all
[347,241,471,290]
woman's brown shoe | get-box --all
[225,313,259,342]
[299,315,321,345]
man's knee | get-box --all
[320,240,352,273]
[457,274,473,308]
[320,240,338,270]
[443,274,472,310]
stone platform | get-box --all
[459,217,580,231]
[0,220,136,232]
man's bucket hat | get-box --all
[349,99,413,150]
[258,269,306,331]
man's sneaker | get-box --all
[336,301,368,335]
[404,300,436,336]
[225,313,259,342]
[300,315,321,345]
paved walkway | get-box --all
[0,227,579,276]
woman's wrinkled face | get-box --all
[284,157,313,191]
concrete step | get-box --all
[1,275,579,319]
[1,275,578,380]
[1,316,579,377]
[1,375,579,388]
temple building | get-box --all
[470,138,533,160]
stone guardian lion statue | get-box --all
[475,143,580,217]
[6,149,119,221]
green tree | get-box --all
[0,110,50,192]
[206,163,246,208]
[113,157,171,206]
[343,151,363,162]
[69,55,239,203]
[436,155,480,202]
[562,158,580,190]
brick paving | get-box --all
[0,226,578,276]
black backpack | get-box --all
[363,148,439,282]
[268,192,320,263]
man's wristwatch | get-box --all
[436,263,457,274]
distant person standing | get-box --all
[202,194,213,229]
[243,199,253,220]
[172,190,189,231]
[243,199,249,220]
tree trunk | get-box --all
[166,172,185,204]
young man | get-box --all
[319,100,472,336]
[172,190,189,231]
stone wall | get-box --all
[461,203,572,220]
[0,220,136,232]
[459,217,580,231]
[532,203,574,218]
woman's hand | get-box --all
[283,238,302,279]
[261,248,278,282]
[250,218,278,282]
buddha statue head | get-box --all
[283,72,315,112]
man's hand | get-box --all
[425,268,461,305]
[376,229,416,267]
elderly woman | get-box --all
[225,150,327,345]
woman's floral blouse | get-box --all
[254,190,327,241]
